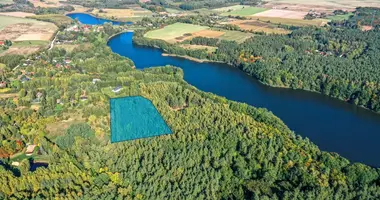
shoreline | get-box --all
[162,53,210,63]
[108,33,380,115]
[65,12,135,23]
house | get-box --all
[112,86,122,93]
[20,76,30,83]
[80,96,88,101]
[92,79,101,84]
[56,99,63,104]
[0,81,6,88]
[26,144,36,156]
[0,41,4,46]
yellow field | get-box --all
[0,16,57,55]
[0,12,36,18]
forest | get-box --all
[0,20,380,199]
[146,0,262,10]
[133,9,380,113]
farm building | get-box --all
[112,86,122,93]
[26,144,36,156]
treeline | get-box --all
[67,0,137,8]
[135,21,380,113]
[330,7,380,28]
[171,0,261,10]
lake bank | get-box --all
[108,32,380,167]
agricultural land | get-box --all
[144,22,253,43]
[0,15,57,55]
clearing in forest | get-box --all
[110,96,172,142]
[221,6,268,16]
[144,22,209,43]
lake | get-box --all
[66,13,132,25]
[108,32,380,167]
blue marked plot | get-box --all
[110,96,172,142]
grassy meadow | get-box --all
[0,16,39,30]
[221,6,267,16]
[144,23,209,41]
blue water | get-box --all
[108,32,380,167]
[66,13,132,25]
[110,96,172,142]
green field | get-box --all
[213,5,246,12]
[144,23,209,41]
[0,16,38,30]
[13,40,50,47]
[28,14,73,27]
[326,13,354,21]
[218,30,253,43]
[0,0,13,4]
[251,16,328,26]
[221,7,267,16]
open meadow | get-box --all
[144,23,209,43]
[0,12,36,18]
[145,23,253,43]
[0,16,57,55]
[0,0,13,4]
[249,16,328,26]
[221,6,267,16]
[253,9,308,19]
[29,0,65,8]
[29,14,73,27]
[92,8,152,19]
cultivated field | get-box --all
[213,5,246,12]
[264,0,380,12]
[221,6,267,16]
[0,12,36,18]
[0,16,57,55]
[29,0,64,8]
[92,8,152,18]
[29,14,73,27]
[144,23,209,43]
[145,23,254,43]
[0,0,13,4]
[249,16,328,26]
[253,9,307,19]
[229,20,291,34]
